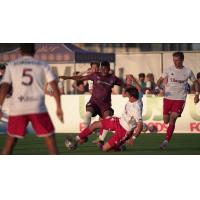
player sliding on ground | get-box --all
[157,52,200,150]
[60,61,141,147]
[65,87,143,152]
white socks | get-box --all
[83,112,92,128]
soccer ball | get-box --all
[65,137,77,150]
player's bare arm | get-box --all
[193,79,200,104]
[133,121,143,137]
[127,121,143,145]
[59,75,83,81]
[126,122,143,145]
[0,83,11,119]
[49,80,64,123]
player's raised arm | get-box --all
[59,73,93,81]
[129,74,142,93]
[49,80,64,123]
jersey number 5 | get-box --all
[22,69,33,86]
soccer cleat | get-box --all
[160,140,169,150]
[97,140,104,151]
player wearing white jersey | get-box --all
[65,87,143,152]
[157,52,200,150]
[0,44,64,155]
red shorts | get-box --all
[163,98,185,116]
[7,113,55,138]
[101,117,128,147]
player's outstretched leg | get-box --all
[1,135,18,155]
[65,121,103,151]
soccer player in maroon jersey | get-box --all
[60,61,125,144]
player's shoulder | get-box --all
[183,65,192,73]
[135,99,143,107]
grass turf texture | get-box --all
[0,133,200,155]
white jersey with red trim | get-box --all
[162,66,196,100]
[2,56,55,116]
[119,100,143,132]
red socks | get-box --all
[165,124,175,142]
[79,128,92,139]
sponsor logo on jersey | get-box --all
[170,78,185,84]
[18,96,38,102]
[97,80,113,86]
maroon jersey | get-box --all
[86,72,122,103]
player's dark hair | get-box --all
[101,61,110,69]
[139,73,145,78]
[90,62,100,68]
[125,87,139,100]
[19,43,35,56]
[173,51,184,60]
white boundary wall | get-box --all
[45,95,200,134]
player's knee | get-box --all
[170,113,178,122]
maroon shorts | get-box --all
[101,117,128,147]
[7,113,55,138]
[86,100,114,118]
[163,98,186,116]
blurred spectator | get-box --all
[190,72,200,94]
[122,75,142,97]
[138,73,146,93]
[0,63,6,82]
[72,71,81,94]
[76,80,86,94]
[145,73,156,94]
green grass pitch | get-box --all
[0,133,200,155]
